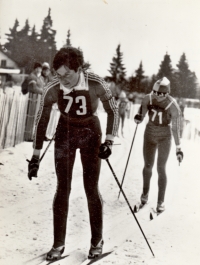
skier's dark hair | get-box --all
[53,47,85,72]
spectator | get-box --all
[27,62,44,94]
[42,62,54,86]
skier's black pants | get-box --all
[53,116,103,248]
[143,127,171,204]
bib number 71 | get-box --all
[151,109,163,124]
[63,95,87,115]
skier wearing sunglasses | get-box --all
[134,77,183,213]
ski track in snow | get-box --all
[0,109,200,265]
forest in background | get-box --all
[1,8,199,100]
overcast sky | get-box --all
[0,0,200,80]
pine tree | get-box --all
[64,29,72,47]
[37,8,57,66]
[4,19,20,60]
[175,53,198,98]
[128,62,148,94]
[157,53,174,79]
[134,61,146,93]
[4,9,57,73]
[156,53,178,95]
[106,44,126,84]
[18,19,30,37]
[17,20,31,69]
[5,19,33,72]
[27,25,39,72]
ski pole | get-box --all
[26,133,56,163]
[118,124,138,199]
[106,158,155,257]
[39,134,56,162]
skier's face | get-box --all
[56,65,80,88]
[153,90,168,101]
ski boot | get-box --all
[88,239,104,259]
[141,193,148,205]
[46,245,65,261]
[156,202,165,213]
[134,193,149,212]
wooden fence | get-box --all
[0,86,60,151]
[0,86,28,150]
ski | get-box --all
[36,250,87,265]
[37,255,69,265]
[37,249,114,265]
[80,250,114,265]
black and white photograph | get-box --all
[0,0,200,264]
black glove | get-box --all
[134,114,143,124]
[27,156,40,180]
[176,147,184,163]
[98,140,113,159]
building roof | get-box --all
[0,68,20,74]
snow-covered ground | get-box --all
[0,107,200,265]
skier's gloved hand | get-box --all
[134,114,143,124]
[98,140,113,159]
[27,156,40,180]
[176,147,183,163]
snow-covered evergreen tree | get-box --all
[37,8,57,66]
[106,44,126,84]
[175,53,198,99]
